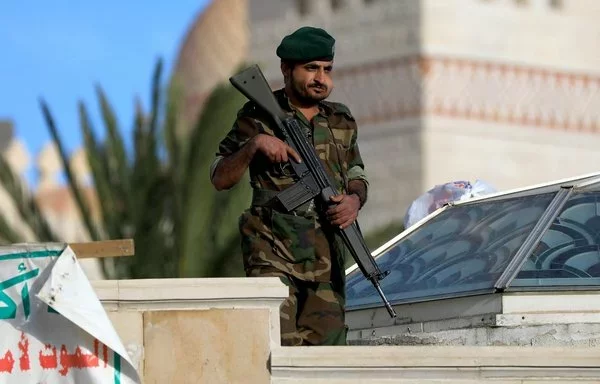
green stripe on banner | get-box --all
[0,250,62,262]
[21,283,30,319]
[114,351,121,384]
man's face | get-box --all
[283,60,334,105]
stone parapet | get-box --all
[94,277,288,383]
[270,345,600,383]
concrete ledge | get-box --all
[496,313,600,326]
[93,277,288,309]
[94,277,288,349]
[502,292,600,314]
[271,346,600,383]
[272,345,600,367]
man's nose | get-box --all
[314,70,325,83]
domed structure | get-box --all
[171,0,249,133]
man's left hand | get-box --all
[326,194,360,229]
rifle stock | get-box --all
[230,65,397,318]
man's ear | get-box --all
[280,61,292,81]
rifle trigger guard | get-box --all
[277,163,293,177]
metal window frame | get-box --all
[574,176,600,191]
[494,187,573,290]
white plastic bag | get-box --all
[404,180,497,228]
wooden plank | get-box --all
[69,239,135,259]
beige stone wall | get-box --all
[424,117,600,192]
[142,309,271,383]
[423,0,600,73]
[420,0,600,192]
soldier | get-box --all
[210,26,369,346]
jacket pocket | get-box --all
[328,126,353,152]
[270,210,316,264]
[239,208,273,269]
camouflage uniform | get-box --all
[213,89,368,346]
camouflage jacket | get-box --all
[213,89,368,282]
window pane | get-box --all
[511,192,600,288]
[346,193,556,309]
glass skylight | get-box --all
[346,173,600,311]
[511,191,600,288]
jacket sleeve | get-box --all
[210,104,262,181]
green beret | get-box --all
[276,26,335,62]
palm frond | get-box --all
[148,58,163,136]
[0,209,25,244]
[95,86,133,226]
[40,99,102,242]
[78,101,120,239]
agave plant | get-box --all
[0,58,251,279]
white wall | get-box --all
[424,117,600,191]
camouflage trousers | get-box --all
[247,268,347,346]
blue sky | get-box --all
[0,1,210,182]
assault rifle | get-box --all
[230,65,396,318]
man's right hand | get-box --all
[252,134,302,164]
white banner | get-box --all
[0,244,139,383]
